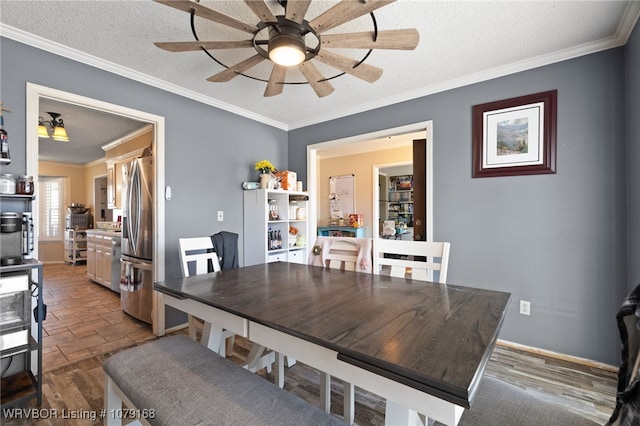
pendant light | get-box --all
[38,112,69,142]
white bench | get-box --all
[103,334,343,425]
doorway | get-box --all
[378,162,413,239]
[25,83,166,332]
[307,121,433,242]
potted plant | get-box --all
[255,160,276,189]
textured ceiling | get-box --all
[38,99,149,165]
[2,0,639,164]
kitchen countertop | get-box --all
[87,229,122,238]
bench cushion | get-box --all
[457,376,599,426]
[103,334,342,425]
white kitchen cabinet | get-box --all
[106,161,129,209]
[86,233,97,279]
[243,189,309,266]
[86,230,121,293]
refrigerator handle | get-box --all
[120,258,153,271]
[126,160,139,250]
[120,258,152,292]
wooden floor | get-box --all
[1,263,618,425]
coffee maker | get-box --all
[1,212,24,265]
[0,212,35,266]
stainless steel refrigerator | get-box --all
[120,152,153,324]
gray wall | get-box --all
[2,29,638,365]
[289,48,630,366]
[0,37,288,281]
[627,21,640,295]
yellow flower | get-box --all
[255,160,275,173]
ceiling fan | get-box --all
[153,0,419,97]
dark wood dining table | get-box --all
[154,262,511,426]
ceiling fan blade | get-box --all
[321,29,420,50]
[298,61,335,98]
[264,65,288,97]
[154,0,257,33]
[207,54,266,82]
[285,0,312,24]
[314,50,382,83]
[154,40,255,52]
[309,0,395,34]
[243,0,277,23]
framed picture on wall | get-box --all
[472,90,557,178]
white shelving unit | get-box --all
[64,228,88,265]
[243,189,309,266]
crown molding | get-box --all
[101,124,153,152]
[287,2,640,130]
[3,0,639,133]
[0,24,288,131]
[288,31,635,130]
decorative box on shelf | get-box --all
[275,171,297,191]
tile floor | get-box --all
[41,263,156,370]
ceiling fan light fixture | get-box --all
[268,30,306,67]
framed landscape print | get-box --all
[472,90,557,178]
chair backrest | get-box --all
[325,239,359,271]
[178,237,221,278]
[607,283,640,425]
[373,239,450,283]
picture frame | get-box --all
[472,90,557,178]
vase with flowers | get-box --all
[255,160,276,189]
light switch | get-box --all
[217,211,223,221]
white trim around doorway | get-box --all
[306,120,433,244]
[25,83,166,333]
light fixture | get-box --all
[38,112,69,142]
[268,27,306,67]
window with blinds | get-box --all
[39,177,65,241]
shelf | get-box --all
[1,371,37,408]
[65,229,88,265]
[0,336,37,358]
[0,196,42,409]
[0,193,35,200]
[244,189,310,266]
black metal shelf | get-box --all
[0,260,44,409]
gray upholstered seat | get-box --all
[453,376,599,426]
[103,335,342,426]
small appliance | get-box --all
[66,212,90,229]
[1,212,22,265]
[0,272,31,351]
[1,212,34,266]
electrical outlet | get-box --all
[520,300,531,316]
[217,211,223,221]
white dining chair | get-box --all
[178,237,235,357]
[374,238,450,424]
[373,238,450,283]
[324,238,360,271]
[311,237,364,424]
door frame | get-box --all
[26,83,166,330]
[307,120,433,242]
